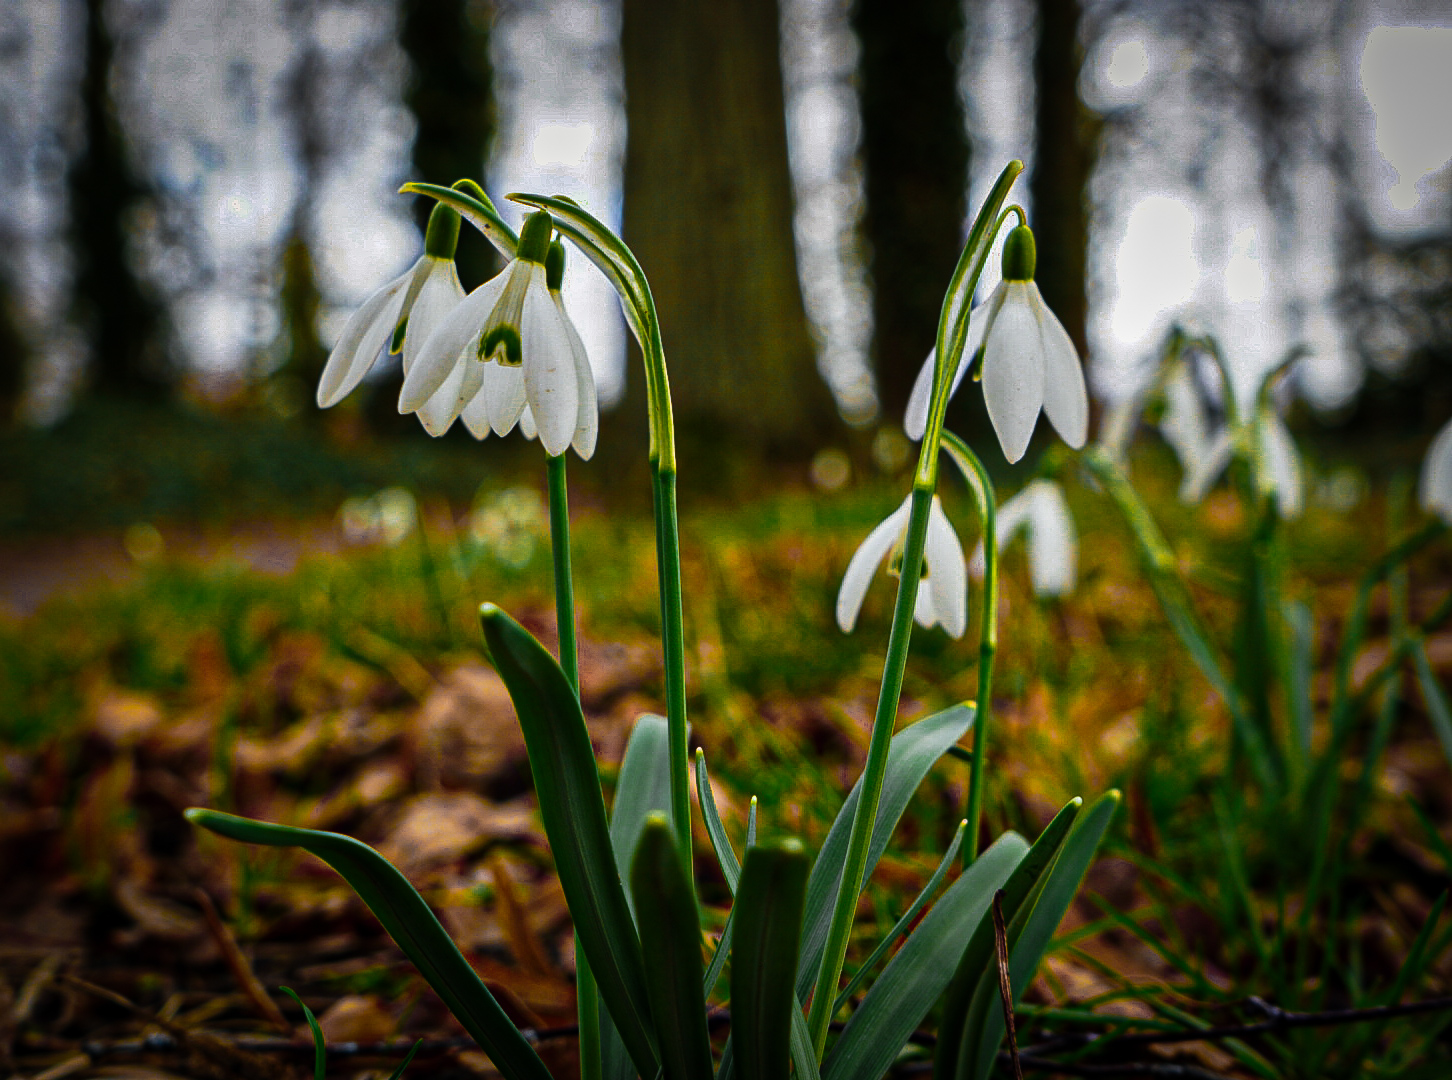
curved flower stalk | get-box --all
[401,212,596,458]
[905,224,1089,464]
[971,479,1077,598]
[1419,416,1452,523]
[836,494,968,638]
[316,202,465,409]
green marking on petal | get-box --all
[546,239,566,291]
[390,317,408,355]
[483,325,523,367]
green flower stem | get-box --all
[545,452,599,1080]
[806,486,933,1058]
[652,462,692,871]
[940,432,999,864]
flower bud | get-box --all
[546,238,567,291]
[1001,224,1036,282]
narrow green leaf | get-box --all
[796,704,976,1002]
[1413,641,1452,772]
[185,809,551,1080]
[959,791,1120,1080]
[385,1040,423,1080]
[789,1007,824,1080]
[823,832,1027,1080]
[604,714,674,1080]
[832,820,970,1014]
[1284,598,1315,783]
[697,749,743,892]
[734,841,810,1080]
[631,815,713,1080]
[280,986,326,1080]
[400,181,519,260]
[935,799,1082,1080]
[479,604,659,1080]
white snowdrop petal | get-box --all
[402,259,465,377]
[904,349,936,441]
[522,271,578,457]
[914,582,941,631]
[415,361,466,436]
[1032,285,1089,449]
[400,274,505,413]
[1259,412,1303,519]
[981,283,1045,463]
[1179,429,1233,503]
[519,406,538,441]
[836,497,913,633]
[317,273,409,408]
[1027,483,1076,597]
[1420,418,1452,523]
[481,362,524,436]
[554,292,599,460]
[923,496,968,638]
[460,387,492,440]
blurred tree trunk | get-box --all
[618,0,833,459]
[853,0,970,426]
[400,0,498,293]
[68,0,170,401]
[0,287,27,428]
[1030,0,1098,358]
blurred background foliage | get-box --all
[0,0,1449,536]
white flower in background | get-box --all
[972,479,1077,597]
[904,224,1088,464]
[836,494,967,638]
[402,211,598,459]
[1159,367,1231,503]
[316,205,464,409]
[1419,417,1452,523]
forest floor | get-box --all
[3,406,1452,1079]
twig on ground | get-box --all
[993,889,1024,1080]
[193,888,291,1032]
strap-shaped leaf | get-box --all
[796,704,976,1001]
[958,791,1120,1080]
[400,181,519,260]
[279,986,326,1080]
[479,604,659,1080]
[631,814,713,1080]
[604,714,675,1080]
[734,841,810,1080]
[822,832,1028,1080]
[185,809,551,1080]
[934,799,1081,1080]
[831,820,970,1014]
[1414,641,1452,772]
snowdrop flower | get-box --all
[402,211,598,459]
[1420,417,1452,523]
[972,479,1076,597]
[1171,405,1303,518]
[836,494,967,638]
[316,204,463,409]
[905,224,1088,464]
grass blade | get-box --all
[479,604,658,1080]
[959,791,1120,1080]
[280,986,325,1080]
[823,832,1027,1080]
[631,814,714,1080]
[797,704,976,1002]
[734,841,811,1080]
[697,748,743,891]
[934,799,1081,1080]
[1413,640,1452,772]
[186,809,551,1080]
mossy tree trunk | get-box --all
[853,0,970,426]
[619,0,833,459]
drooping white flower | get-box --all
[971,479,1077,597]
[402,212,597,458]
[904,225,1088,464]
[1420,417,1452,523]
[836,494,967,638]
[316,204,464,410]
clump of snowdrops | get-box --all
[185,161,1122,1080]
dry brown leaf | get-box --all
[412,666,528,789]
[377,793,537,872]
[317,994,396,1043]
